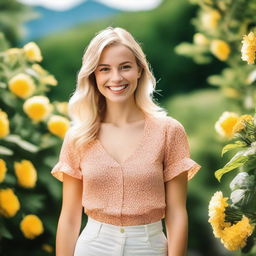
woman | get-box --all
[51,26,201,256]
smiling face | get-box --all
[94,44,142,103]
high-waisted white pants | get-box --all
[74,216,168,256]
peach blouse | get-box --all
[51,115,201,226]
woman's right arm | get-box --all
[55,173,83,256]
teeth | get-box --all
[109,85,127,91]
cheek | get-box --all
[95,73,106,86]
[126,70,140,81]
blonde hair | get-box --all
[68,26,168,150]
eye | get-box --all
[99,67,109,72]
[122,65,131,70]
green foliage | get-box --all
[0,31,69,255]
[175,0,256,253]
[0,0,39,45]
[37,0,212,103]
[221,141,247,157]
[215,155,249,182]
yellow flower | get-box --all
[23,96,52,122]
[0,109,10,138]
[55,102,68,115]
[221,216,254,251]
[42,244,54,253]
[41,75,58,86]
[215,112,239,138]
[47,115,70,138]
[209,192,255,251]
[193,33,209,46]
[241,32,256,65]
[202,9,221,30]
[223,88,240,99]
[20,214,44,239]
[14,160,37,188]
[210,40,231,61]
[0,188,20,217]
[232,114,253,134]
[8,73,36,99]
[23,42,42,62]
[31,64,47,75]
[208,191,231,238]
[0,159,7,183]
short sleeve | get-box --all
[163,119,201,182]
[51,130,82,182]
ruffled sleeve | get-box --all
[51,130,82,182]
[163,118,201,182]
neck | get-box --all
[103,98,144,125]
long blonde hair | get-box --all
[68,26,168,150]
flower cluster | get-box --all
[241,31,256,65]
[1,41,70,137]
[215,112,253,139]
[20,214,44,239]
[208,191,254,251]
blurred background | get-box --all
[1,0,254,255]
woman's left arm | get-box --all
[164,171,188,256]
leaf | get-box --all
[0,81,6,88]
[221,141,247,157]
[19,193,46,213]
[40,134,59,150]
[0,221,13,239]
[0,32,10,52]
[1,90,20,108]
[3,135,39,153]
[215,155,249,182]
[0,145,13,155]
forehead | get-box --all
[98,44,136,64]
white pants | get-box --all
[74,216,168,256]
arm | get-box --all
[164,171,188,256]
[55,173,83,256]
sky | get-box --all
[17,0,163,11]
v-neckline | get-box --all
[95,114,150,166]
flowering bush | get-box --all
[212,112,256,252]
[0,33,70,254]
[175,0,256,254]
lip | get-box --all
[106,84,128,94]
[106,84,128,87]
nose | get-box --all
[110,69,123,83]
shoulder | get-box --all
[157,115,185,133]
[62,129,77,150]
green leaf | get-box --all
[0,32,10,52]
[0,81,7,88]
[3,135,39,153]
[221,141,247,157]
[0,145,13,155]
[215,155,249,182]
[1,90,20,108]
[0,221,13,239]
[19,193,46,213]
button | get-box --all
[120,228,125,233]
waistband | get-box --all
[87,216,163,237]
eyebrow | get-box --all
[97,61,132,67]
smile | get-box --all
[106,84,129,93]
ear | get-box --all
[138,67,142,79]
